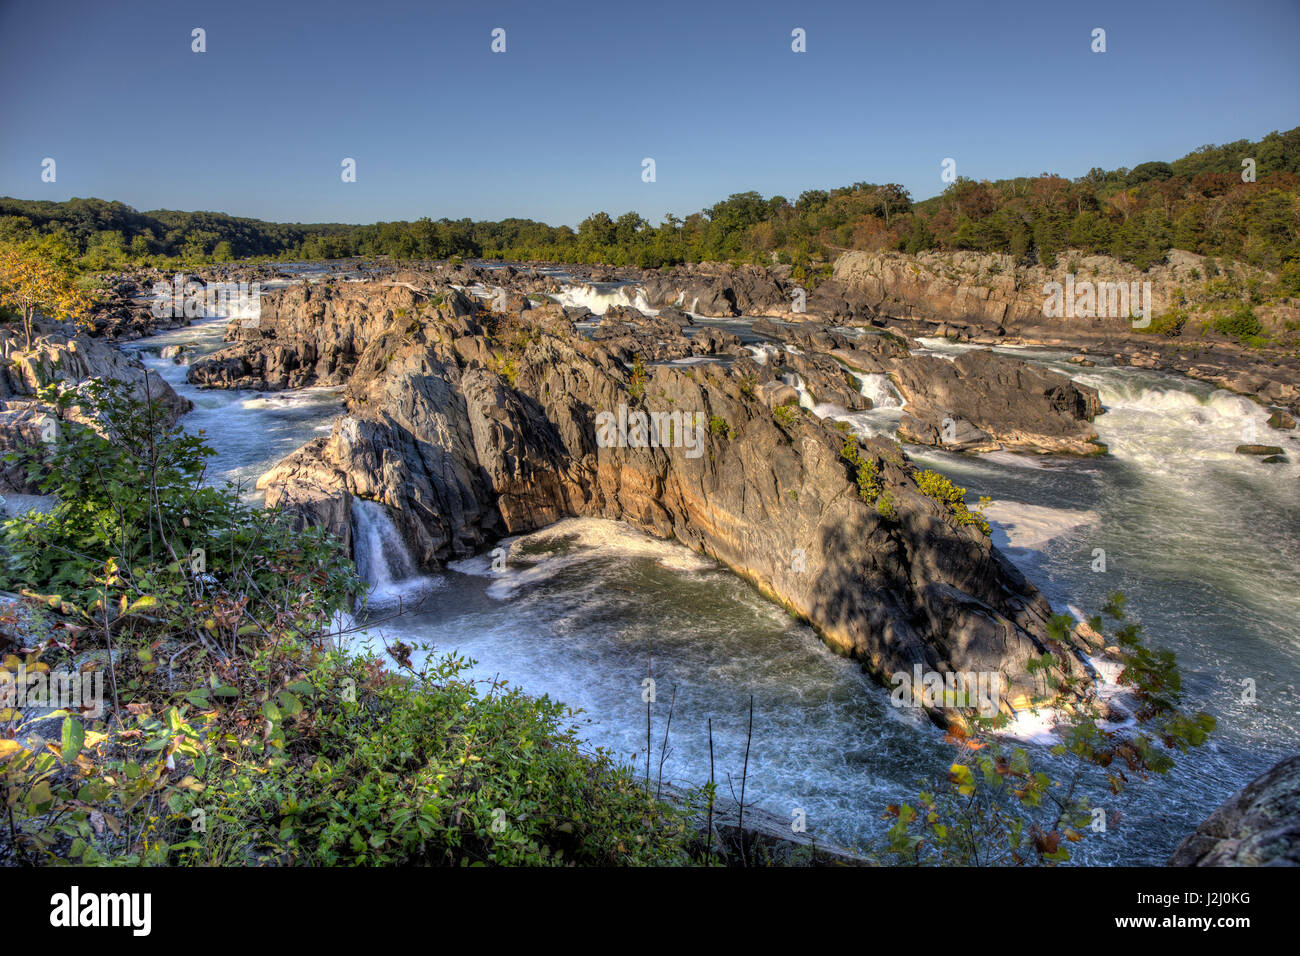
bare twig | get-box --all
[655,685,675,801]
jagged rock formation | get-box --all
[890,350,1104,455]
[188,279,460,390]
[1169,754,1300,866]
[245,282,1097,723]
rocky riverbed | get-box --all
[6,251,1299,862]
[197,277,1106,724]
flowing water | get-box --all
[126,282,1300,864]
[121,290,345,499]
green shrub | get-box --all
[840,439,883,504]
[1212,304,1262,340]
[1139,307,1187,337]
[914,469,991,534]
[772,402,800,429]
[204,649,694,866]
[628,356,647,402]
[875,491,896,520]
[0,380,358,606]
[1280,261,1300,298]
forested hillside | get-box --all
[2,127,1296,273]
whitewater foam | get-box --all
[352,500,441,608]
[451,518,716,600]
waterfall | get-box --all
[549,282,654,316]
[351,499,439,607]
[853,372,904,409]
[783,373,816,411]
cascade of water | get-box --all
[351,499,439,606]
[548,282,653,316]
[853,371,904,409]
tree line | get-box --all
[1,127,1296,274]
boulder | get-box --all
[1169,754,1300,866]
[890,350,1104,455]
[1267,410,1296,430]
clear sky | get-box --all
[1,0,1297,227]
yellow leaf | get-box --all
[0,739,27,760]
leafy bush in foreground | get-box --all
[0,382,691,866]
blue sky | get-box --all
[1,0,1297,226]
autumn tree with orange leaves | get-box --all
[0,242,93,349]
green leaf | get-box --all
[126,595,158,614]
[60,716,84,762]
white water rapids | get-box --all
[123,279,1300,863]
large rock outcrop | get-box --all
[0,322,191,493]
[188,280,476,390]
[1169,754,1300,866]
[890,350,1104,455]
[831,248,1205,330]
[252,282,1097,723]
[1,324,190,425]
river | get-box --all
[122,278,1300,864]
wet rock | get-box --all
[890,349,1104,455]
[1268,410,1296,430]
[1236,444,1285,456]
[1169,754,1300,866]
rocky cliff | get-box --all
[242,282,1101,724]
